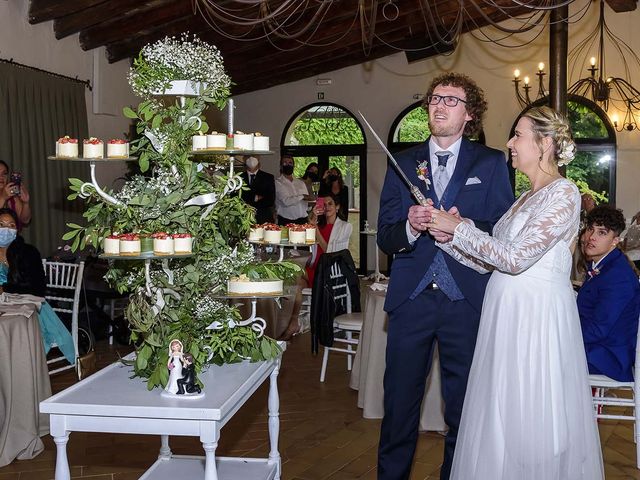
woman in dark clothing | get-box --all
[0,208,45,296]
[318,167,349,220]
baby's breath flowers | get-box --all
[128,33,231,103]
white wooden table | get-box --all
[40,345,285,480]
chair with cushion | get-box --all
[590,314,640,468]
[41,260,85,378]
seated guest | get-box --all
[0,160,31,228]
[623,210,640,270]
[240,156,275,224]
[578,205,640,381]
[0,208,75,364]
[280,193,352,340]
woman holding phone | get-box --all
[280,193,353,341]
[0,160,31,228]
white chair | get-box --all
[41,260,85,378]
[319,263,363,382]
[298,287,313,334]
[590,314,640,468]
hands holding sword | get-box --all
[408,199,464,243]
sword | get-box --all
[358,111,430,207]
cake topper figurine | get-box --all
[177,353,201,395]
[164,339,184,395]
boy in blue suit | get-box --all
[376,73,513,480]
[578,205,640,382]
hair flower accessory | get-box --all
[416,160,431,190]
[557,142,576,167]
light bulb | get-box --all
[524,76,530,85]
[538,62,545,72]
[514,69,520,79]
[590,57,597,66]
[612,113,619,125]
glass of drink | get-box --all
[312,182,320,196]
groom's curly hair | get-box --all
[422,72,487,138]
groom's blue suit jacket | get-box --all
[377,137,514,313]
[578,248,640,381]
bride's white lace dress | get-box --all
[439,178,603,480]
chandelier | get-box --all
[192,0,568,57]
[512,0,640,132]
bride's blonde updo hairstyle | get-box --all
[523,106,576,167]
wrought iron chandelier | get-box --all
[568,0,640,131]
[192,0,576,57]
[512,0,640,132]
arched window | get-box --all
[281,103,367,272]
[510,96,616,202]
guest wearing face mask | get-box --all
[0,207,76,364]
[240,156,276,224]
[301,162,320,196]
[275,155,313,225]
[318,166,349,220]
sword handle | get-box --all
[410,185,431,207]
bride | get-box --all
[428,106,603,479]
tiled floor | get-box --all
[2,333,639,479]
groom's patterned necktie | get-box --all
[434,151,452,199]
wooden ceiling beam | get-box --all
[54,0,176,40]
[79,1,199,50]
[604,0,637,12]
[29,0,107,24]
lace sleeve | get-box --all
[450,181,580,275]
[437,231,493,274]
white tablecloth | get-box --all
[350,286,446,432]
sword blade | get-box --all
[358,111,429,206]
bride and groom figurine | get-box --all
[164,339,202,397]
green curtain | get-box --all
[0,61,87,256]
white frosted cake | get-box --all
[248,226,264,241]
[288,225,306,244]
[119,235,141,256]
[192,134,207,151]
[227,276,283,296]
[152,233,174,255]
[107,139,129,158]
[305,225,316,242]
[263,224,282,244]
[173,233,193,253]
[234,132,254,150]
[103,235,120,255]
[253,133,269,151]
[56,136,79,157]
[206,132,226,149]
[83,138,104,158]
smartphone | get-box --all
[9,172,21,195]
[315,197,325,213]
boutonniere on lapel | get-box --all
[416,160,431,190]
[587,267,600,279]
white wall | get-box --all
[0,0,136,183]
[231,0,640,270]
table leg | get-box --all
[53,435,71,480]
[268,358,282,479]
[50,416,70,480]
[158,435,171,459]
[202,440,219,480]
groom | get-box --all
[377,73,513,479]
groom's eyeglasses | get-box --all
[426,95,467,107]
